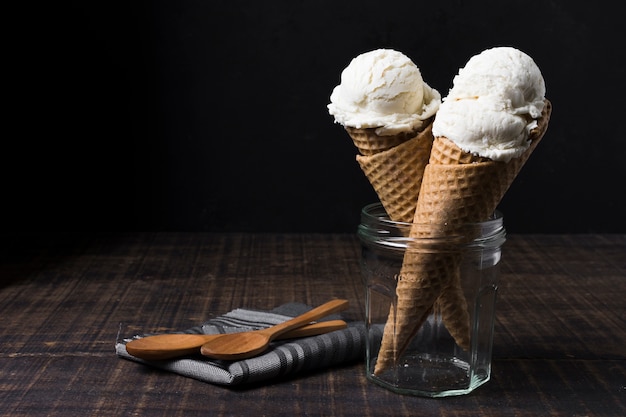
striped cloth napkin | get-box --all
[116,303,366,386]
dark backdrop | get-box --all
[5,1,625,233]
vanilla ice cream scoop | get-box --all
[328,49,440,136]
[432,47,546,162]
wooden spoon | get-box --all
[200,299,349,360]
[125,319,348,360]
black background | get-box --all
[5,1,625,233]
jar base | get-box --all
[367,353,490,397]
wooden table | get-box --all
[1,233,624,416]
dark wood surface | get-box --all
[1,233,624,416]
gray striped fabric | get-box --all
[116,303,366,385]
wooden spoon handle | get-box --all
[282,319,348,338]
[258,299,349,340]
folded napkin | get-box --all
[116,303,366,386]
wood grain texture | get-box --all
[1,233,624,416]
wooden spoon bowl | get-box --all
[200,299,349,360]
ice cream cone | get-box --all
[328,49,440,223]
[434,265,470,349]
[345,126,420,156]
[355,123,434,223]
[374,100,552,374]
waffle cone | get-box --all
[434,263,470,349]
[345,126,420,156]
[374,100,552,374]
[356,123,434,223]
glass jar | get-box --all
[357,203,506,397]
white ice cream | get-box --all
[432,47,546,162]
[328,49,440,136]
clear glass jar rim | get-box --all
[360,202,503,228]
[357,203,506,251]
